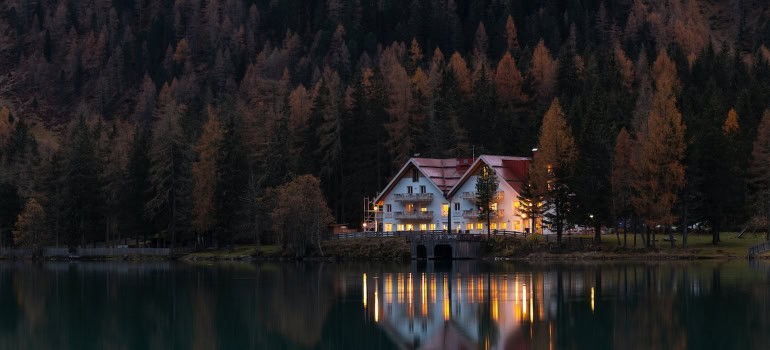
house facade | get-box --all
[374,155,545,235]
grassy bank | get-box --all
[486,232,770,260]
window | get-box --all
[407,186,413,194]
[406,204,414,212]
[386,204,392,213]
[442,224,448,230]
[490,203,497,211]
[514,221,521,230]
[476,223,483,230]
[420,185,426,193]
[513,201,520,209]
[397,224,405,231]
[454,203,460,211]
[429,223,436,230]
[406,224,414,231]
[412,169,419,182]
[500,222,508,230]
[491,223,497,230]
[420,207,427,212]
[420,224,427,231]
[466,223,473,230]
[441,204,449,216]
[384,224,393,232]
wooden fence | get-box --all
[329,230,528,240]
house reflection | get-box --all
[361,264,559,349]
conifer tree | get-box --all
[64,115,101,248]
[146,84,192,248]
[192,109,223,245]
[13,198,47,252]
[749,110,770,240]
[475,164,499,237]
[531,98,578,245]
[611,128,634,247]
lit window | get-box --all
[466,223,472,230]
[397,224,405,231]
[514,201,520,209]
[500,222,508,230]
[441,204,449,216]
[420,207,427,212]
[420,224,427,231]
[514,221,521,230]
[442,224,448,230]
[406,204,414,212]
[476,223,483,230]
[429,224,436,230]
[384,224,393,232]
[491,223,497,230]
[490,203,497,211]
[406,224,414,231]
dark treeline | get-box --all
[1,0,770,249]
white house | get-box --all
[374,155,545,234]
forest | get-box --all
[1,0,770,250]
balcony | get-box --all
[462,209,504,219]
[461,192,504,201]
[394,211,434,220]
[393,192,434,202]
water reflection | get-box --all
[0,261,768,349]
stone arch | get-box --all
[416,245,427,259]
[434,244,453,260]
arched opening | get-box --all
[416,245,427,260]
[433,244,453,260]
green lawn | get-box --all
[594,231,768,258]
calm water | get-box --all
[0,260,769,350]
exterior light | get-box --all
[532,148,538,152]
[363,223,367,228]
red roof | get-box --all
[374,155,531,204]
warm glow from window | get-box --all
[476,223,483,230]
[397,224,405,231]
[443,224,448,230]
[406,224,414,231]
[514,221,521,230]
[420,207,427,212]
[491,223,497,230]
[385,274,393,304]
[521,213,528,219]
[384,223,393,232]
[419,223,427,231]
[429,223,436,230]
[514,201,520,208]
[490,203,497,211]
[466,223,472,230]
[500,222,508,230]
[441,204,449,216]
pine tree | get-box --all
[611,128,634,247]
[475,164,499,237]
[517,179,544,234]
[749,110,770,240]
[146,84,192,249]
[63,116,102,248]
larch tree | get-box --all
[531,98,578,246]
[447,52,471,95]
[749,110,770,241]
[531,39,557,103]
[13,198,47,253]
[611,128,634,247]
[494,52,526,104]
[504,15,519,52]
[146,83,192,249]
[475,164,499,237]
[192,109,223,246]
[517,179,544,234]
[631,50,686,248]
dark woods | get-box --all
[1,0,770,250]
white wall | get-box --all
[381,167,449,232]
[451,171,530,234]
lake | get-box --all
[0,260,769,349]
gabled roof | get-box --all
[373,157,473,204]
[447,155,531,197]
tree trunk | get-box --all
[623,219,627,248]
[682,196,688,248]
[667,225,674,248]
[594,221,601,244]
[712,221,720,245]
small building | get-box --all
[374,155,547,235]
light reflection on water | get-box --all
[0,261,769,349]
